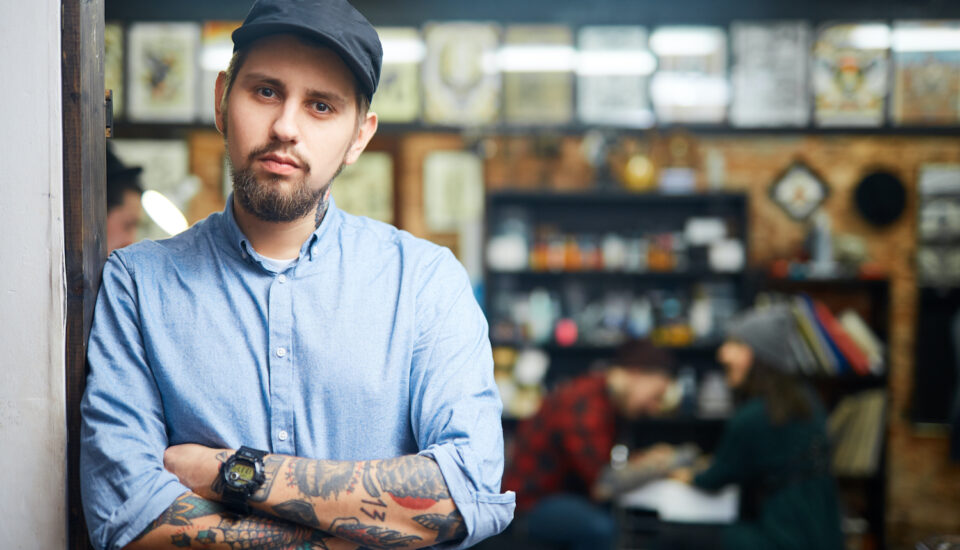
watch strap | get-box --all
[219,446,268,514]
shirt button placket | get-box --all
[268,270,295,454]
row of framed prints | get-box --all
[107,20,960,128]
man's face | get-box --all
[216,34,376,223]
[614,370,671,420]
[106,189,142,253]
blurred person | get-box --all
[669,304,844,550]
[105,144,143,253]
[80,1,513,549]
[502,339,675,550]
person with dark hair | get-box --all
[669,304,844,550]
[105,144,144,253]
[80,1,513,549]
[502,339,676,550]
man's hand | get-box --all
[163,443,228,501]
[668,467,695,484]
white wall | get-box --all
[0,0,67,547]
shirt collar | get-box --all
[219,193,341,265]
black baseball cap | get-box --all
[232,0,383,101]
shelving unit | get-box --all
[484,190,749,412]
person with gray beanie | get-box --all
[664,304,844,550]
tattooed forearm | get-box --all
[216,513,333,549]
[250,454,287,502]
[330,517,422,549]
[289,458,357,499]
[129,492,341,550]
[274,499,324,529]
[413,510,467,543]
[375,455,450,510]
[134,494,225,539]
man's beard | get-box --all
[230,141,344,225]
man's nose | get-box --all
[271,102,300,143]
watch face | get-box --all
[225,460,256,489]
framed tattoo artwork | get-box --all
[502,25,575,125]
[104,22,125,120]
[127,22,201,122]
[649,26,729,124]
[812,23,890,127]
[891,21,960,126]
[423,150,484,234]
[333,151,395,224]
[199,21,242,124]
[729,21,811,127]
[372,27,423,123]
[576,26,655,128]
[422,22,501,125]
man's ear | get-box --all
[343,111,379,166]
[214,71,228,135]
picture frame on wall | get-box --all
[422,22,501,125]
[127,22,201,123]
[332,152,395,224]
[502,25,575,125]
[730,21,811,127]
[891,21,960,126]
[372,27,423,123]
[649,26,729,124]
[199,21,242,124]
[812,23,889,127]
[576,26,655,128]
[769,161,830,221]
[105,23,125,120]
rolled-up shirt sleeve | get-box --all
[410,250,515,548]
[80,253,189,550]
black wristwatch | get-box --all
[219,446,268,514]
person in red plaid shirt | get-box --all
[503,340,674,550]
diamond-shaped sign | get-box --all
[770,161,829,221]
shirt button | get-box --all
[278,430,288,441]
[278,274,287,283]
[276,347,287,358]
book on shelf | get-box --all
[828,389,887,477]
[800,294,852,375]
[793,296,838,374]
[812,299,871,376]
[838,310,885,376]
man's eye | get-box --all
[257,87,276,98]
[312,102,330,113]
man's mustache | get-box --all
[246,142,310,174]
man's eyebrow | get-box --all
[304,88,348,108]
[240,72,286,91]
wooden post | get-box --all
[62,0,106,548]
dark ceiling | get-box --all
[106,0,960,25]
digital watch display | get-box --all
[219,446,268,513]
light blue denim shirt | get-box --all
[80,197,515,550]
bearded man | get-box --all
[79,2,514,549]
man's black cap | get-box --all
[232,0,383,101]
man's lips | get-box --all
[258,153,301,174]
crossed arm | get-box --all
[126,445,465,550]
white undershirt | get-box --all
[259,255,297,273]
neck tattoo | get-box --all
[314,198,329,229]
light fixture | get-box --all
[576,50,657,76]
[649,27,724,57]
[381,36,427,64]
[892,26,960,52]
[142,190,188,236]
